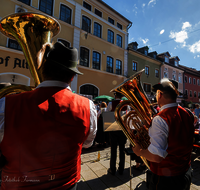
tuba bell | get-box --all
[111,69,157,169]
[0,12,60,98]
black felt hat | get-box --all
[46,42,83,75]
[152,78,182,95]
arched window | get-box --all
[80,47,89,67]
[80,84,98,98]
[39,0,54,15]
[107,56,113,73]
[82,16,91,33]
[60,4,71,24]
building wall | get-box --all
[128,50,161,97]
[160,64,184,93]
[184,72,200,103]
[0,0,131,98]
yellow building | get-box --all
[0,0,132,98]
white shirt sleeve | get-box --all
[0,97,5,143]
[148,115,169,158]
[82,100,97,148]
[106,102,112,112]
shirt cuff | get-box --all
[148,144,168,158]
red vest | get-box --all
[0,87,90,190]
[150,106,194,176]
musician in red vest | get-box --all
[107,92,127,175]
[0,42,97,190]
[132,78,194,190]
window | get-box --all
[82,16,91,33]
[58,39,70,47]
[189,77,192,84]
[193,78,196,85]
[107,29,114,44]
[198,79,200,86]
[165,56,169,63]
[155,69,159,78]
[185,90,188,95]
[184,76,187,83]
[94,9,102,17]
[107,56,113,73]
[116,34,122,47]
[190,90,192,97]
[133,61,137,71]
[144,50,148,55]
[116,60,122,75]
[145,66,149,75]
[174,60,178,66]
[164,72,168,78]
[60,5,71,24]
[198,92,200,98]
[143,83,151,92]
[92,51,101,70]
[80,84,98,98]
[8,39,21,51]
[18,0,30,5]
[39,0,53,15]
[178,76,182,83]
[80,47,89,67]
[172,74,176,81]
[94,22,101,38]
[194,91,197,97]
[117,23,122,30]
[83,2,91,11]
[108,17,114,25]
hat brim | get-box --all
[68,67,83,75]
[152,84,183,95]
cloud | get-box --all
[148,0,156,7]
[182,22,191,30]
[169,22,191,47]
[142,3,145,8]
[132,4,138,15]
[160,29,165,35]
[169,30,188,43]
[140,37,149,45]
[126,9,130,13]
[189,40,200,53]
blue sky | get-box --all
[105,0,200,70]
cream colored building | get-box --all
[0,0,132,98]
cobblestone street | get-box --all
[79,143,200,190]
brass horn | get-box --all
[0,12,60,98]
[111,69,157,169]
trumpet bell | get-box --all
[111,69,157,169]
[0,12,60,87]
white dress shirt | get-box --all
[148,103,179,158]
[0,80,97,148]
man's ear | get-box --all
[70,75,75,82]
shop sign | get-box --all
[0,56,28,69]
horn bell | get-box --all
[0,12,60,98]
[111,69,157,169]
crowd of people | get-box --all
[0,41,199,190]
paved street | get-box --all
[79,142,200,190]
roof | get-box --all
[97,0,132,24]
[157,52,171,57]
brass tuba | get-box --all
[111,69,157,169]
[0,12,60,98]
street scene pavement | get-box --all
[78,141,200,190]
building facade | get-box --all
[158,52,184,103]
[127,42,161,101]
[0,0,132,98]
[179,65,200,106]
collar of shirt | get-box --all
[159,102,179,112]
[36,80,71,91]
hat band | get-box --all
[47,58,78,69]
